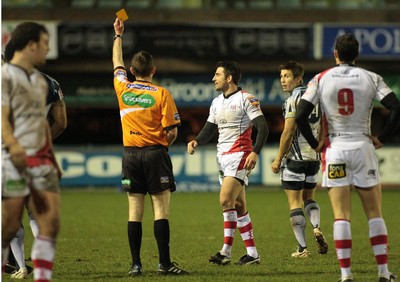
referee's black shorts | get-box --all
[121,145,176,194]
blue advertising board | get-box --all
[56,146,264,191]
[56,146,400,190]
[320,25,400,59]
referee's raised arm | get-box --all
[112,18,125,70]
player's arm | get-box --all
[49,99,67,140]
[377,92,400,144]
[2,105,27,171]
[271,117,295,173]
[187,122,217,154]
[295,99,319,149]
[112,18,125,69]
[244,115,269,170]
[252,115,269,155]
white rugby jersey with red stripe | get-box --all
[2,63,48,156]
[207,88,264,154]
[302,64,393,145]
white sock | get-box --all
[10,225,26,269]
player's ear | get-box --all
[151,66,156,75]
[130,66,135,76]
[333,49,339,60]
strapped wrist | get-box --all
[114,34,122,40]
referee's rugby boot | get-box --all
[378,272,397,282]
[209,251,231,265]
[236,254,260,265]
[313,227,329,254]
[128,264,142,276]
[157,262,189,275]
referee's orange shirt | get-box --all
[113,68,181,147]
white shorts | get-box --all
[2,157,60,198]
[217,151,250,186]
[322,142,380,188]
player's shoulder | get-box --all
[292,85,306,97]
[41,72,61,88]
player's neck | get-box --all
[223,85,239,97]
[135,77,152,83]
[10,54,35,74]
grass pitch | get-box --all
[3,188,400,282]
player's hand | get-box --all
[113,18,124,35]
[9,143,27,171]
[187,140,198,155]
[244,152,258,170]
[271,159,281,174]
[314,139,325,153]
[368,135,383,149]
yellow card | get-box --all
[116,8,129,21]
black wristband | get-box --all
[114,34,122,40]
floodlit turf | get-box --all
[3,188,400,281]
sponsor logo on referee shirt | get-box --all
[122,93,155,108]
[328,164,346,179]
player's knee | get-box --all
[220,199,234,210]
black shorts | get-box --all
[121,146,176,194]
[281,159,320,191]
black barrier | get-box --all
[58,23,312,59]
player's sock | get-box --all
[304,199,320,228]
[10,225,26,269]
[128,221,142,266]
[221,209,237,257]
[334,220,352,279]
[237,212,258,258]
[154,219,171,266]
[369,217,390,278]
[289,208,307,250]
[28,212,39,238]
[31,236,55,282]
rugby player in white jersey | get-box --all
[187,61,269,265]
[296,34,400,282]
[2,22,61,282]
[3,41,67,279]
[271,61,328,258]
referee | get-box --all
[112,17,188,276]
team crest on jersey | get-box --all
[122,93,155,108]
[174,112,180,120]
[328,164,346,179]
[247,96,260,107]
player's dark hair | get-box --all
[4,41,15,62]
[131,51,154,77]
[335,33,359,62]
[279,61,305,80]
[10,22,48,52]
[215,61,241,85]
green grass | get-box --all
[3,188,400,281]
